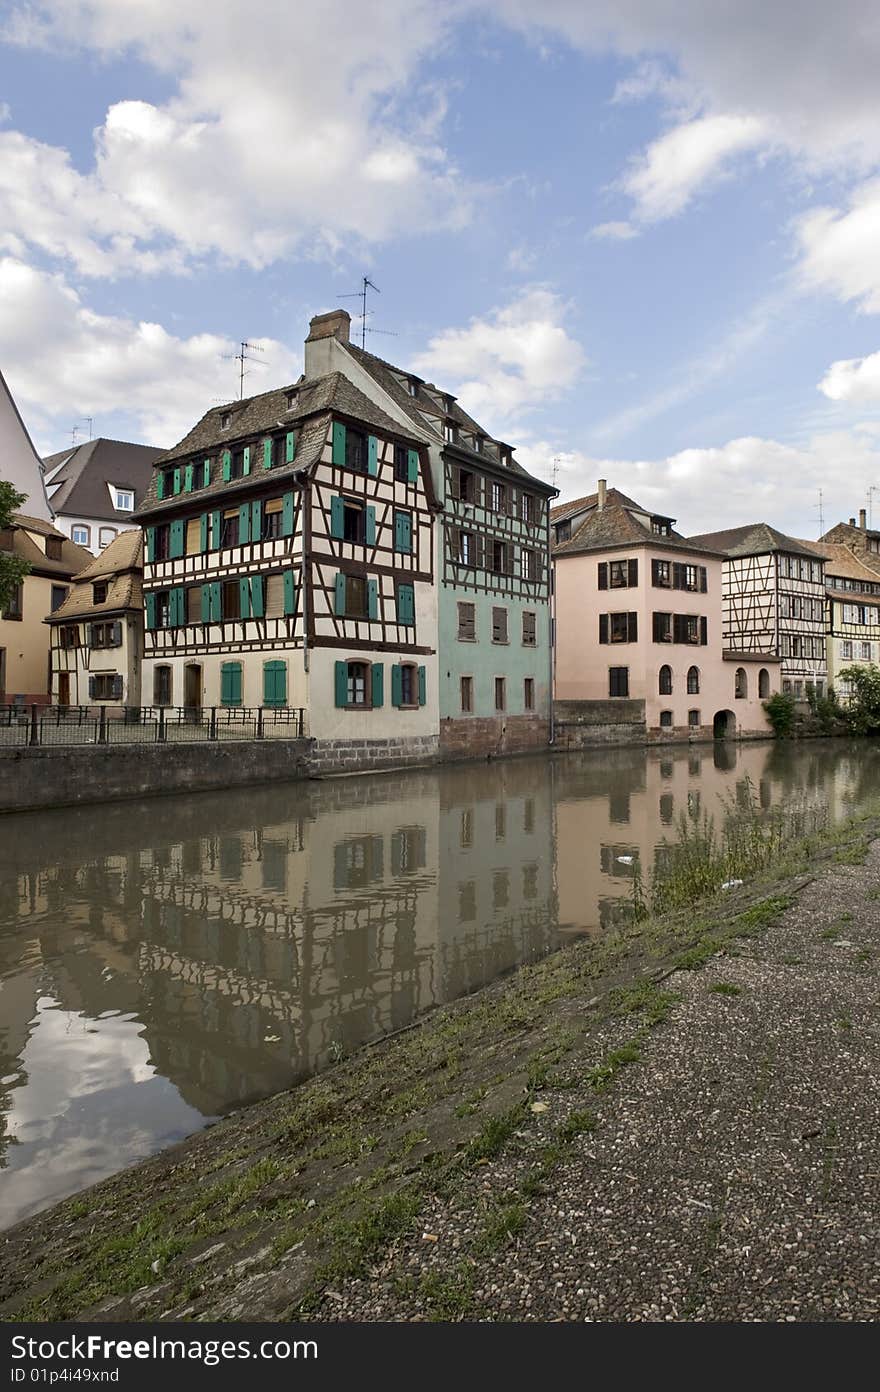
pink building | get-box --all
[552,483,774,740]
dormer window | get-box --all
[473,437,482,453]
[93,581,108,604]
[651,519,671,536]
[407,379,419,398]
[114,488,134,511]
[444,421,457,443]
[286,391,297,410]
[45,536,63,561]
[220,412,231,429]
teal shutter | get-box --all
[263,661,286,707]
[391,664,402,708]
[368,578,378,620]
[239,502,250,545]
[174,587,186,626]
[173,467,182,496]
[330,496,344,539]
[199,513,208,552]
[407,449,419,484]
[169,519,185,559]
[371,663,384,708]
[184,463,194,493]
[201,584,210,622]
[418,665,426,706]
[222,450,232,482]
[211,510,221,549]
[365,506,376,547]
[145,593,156,629]
[239,576,251,618]
[250,574,264,618]
[286,431,296,464]
[367,436,378,476]
[283,570,297,616]
[282,492,295,536]
[210,582,221,621]
[263,438,272,470]
[251,499,262,540]
[335,572,346,616]
[221,662,242,707]
[334,661,347,708]
[243,445,251,476]
[394,512,411,553]
[146,526,156,563]
[397,583,414,626]
[332,421,346,466]
[203,458,211,487]
[156,472,165,501]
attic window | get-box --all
[286,391,297,410]
[473,437,482,453]
[114,488,134,511]
[220,411,231,429]
[407,379,419,398]
[45,536,63,561]
[93,581,108,604]
[651,519,671,536]
[444,421,457,443]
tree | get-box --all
[0,481,29,614]
[838,664,880,734]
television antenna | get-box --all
[551,455,561,490]
[338,276,397,350]
[868,485,880,529]
[70,419,93,447]
[814,488,824,538]
[224,341,267,400]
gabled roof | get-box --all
[46,528,142,623]
[43,438,164,523]
[0,367,53,521]
[551,488,654,524]
[5,514,92,578]
[553,493,715,558]
[688,522,819,560]
[799,539,880,592]
[71,527,142,581]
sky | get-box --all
[2,1,880,537]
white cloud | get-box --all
[796,179,880,314]
[819,350,880,403]
[590,220,638,241]
[620,113,767,223]
[0,257,298,448]
[412,288,586,430]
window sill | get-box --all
[343,703,373,712]
[457,635,477,643]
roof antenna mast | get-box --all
[814,488,824,539]
[338,276,396,350]
[227,341,266,400]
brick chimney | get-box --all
[597,478,607,511]
[304,310,351,380]
[860,508,867,529]
[850,517,857,527]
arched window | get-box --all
[758,668,770,699]
[735,667,748,699]
[687,666,700,695]
[658,664,673,695]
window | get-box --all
[458,602,476,641]
[460,675,473,713]
[398,663,417,707]
[347,661,368,706]
[521,548,537,581]
[687,666,700,695]
[521,494,533,524]
[395,445,409,483]
[93,582,108,604]
[343,500,365,543]
[50,585,67,612]
[222,579,241,620]
[492,607,508,643]
[443,421,457,443]
[611,559,637,588]
[555,520,571,544]
[152,523,171,561]
[59,625,78,649]
[600,612,638,643]
[262,501,283,540]
[861,642,872,661]
[459,469,475,502]
[3,583,23,620]
[841,640,853,659]
[524,677,535,711]
[343,574,368,618]
[490,480,506,512]
[45,536,63,561]
[154,666,172,706]
[688,709,701,727]
[494,676,506,712]
[652,519,671,536]
[491,540,508,573]
[658,665,673,695]
[758,668,770,699]
[92,674,119,702]
[609,667,629,698]
[735,667,748,699]
[71,524,90,547]
[221,512,240,548]
[114,489,134,511]
[220,411,231,429]
[346,428,367,473]
[673,614,703,645]
[90,621,121,648]
[659,710,673,728]
[682,565,699,591]
[522,610,536,646]
[652,559,671,587]
[653,612,672,643]
[457,530,475,566]
[220,661,242,706]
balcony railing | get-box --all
[0,704,309,747]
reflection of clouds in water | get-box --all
[0,998,206,1229]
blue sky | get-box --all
[2,1,880,536]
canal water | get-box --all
[1,739,879,1229]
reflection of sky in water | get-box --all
[0,996,207,1228]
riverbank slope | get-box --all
[2,810,879,1322]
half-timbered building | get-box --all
[299,311,557,758]
[800,538,880,696]
[689,523,827,699]
[136,368,439,765]
[46,529,143,707]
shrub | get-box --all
[763,691,796,738]
[838,664,880,735]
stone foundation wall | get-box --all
[552,698,647,750]
[439,715,550,760]
[307,735,440,775]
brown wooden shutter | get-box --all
[598,562,608,590]
[599,614,609,644]
[628,559,638,586]
[628,612,638,641]
[700,616,708,645]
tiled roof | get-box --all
[43,438,164,522]
[47,529,143,622]
[799,540,880,595]
[553,499,716,558]
[550,488,652,523]
[72,527,142,581]
[688,522,818,560]
[6,514,92,577]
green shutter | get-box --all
[173,467,182,496]
[334,660,348,708]
[156,472,165,501]
[367,436,378,476]
[368,578,378,620]
[365,506,376,547]
[282,492,295,537]
[250,574,264,618]
[283,570,297,616]
[263,438,273,470]
[210,582,221,621]
[175,587,187,626]
[169,519,184,559]
[332,421,346,466]
[398,583,414,626]
[243,445,251,476]
[184,463,194,493]
[335,572,346,616]
[418,665,426,707]
[394,512,411,553]
[239,502,250,545]
[407,449,419,484]
[145,593,156,629]
[199,513,208,552]
[201,584,210,623]
[203,458,211,487]
[221,662,242,707]
[239,576,251,618]
[286,431,295,464]
[211,510,221,549]
[391,664,402,708]
[330,495,344,539]
[251,499,262,540]
[222,450,232,482]
[371,663,384,708]
[146,526,156,564]
[263,660,286,707]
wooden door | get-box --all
[184,664,202,711]
[57,671,70,707]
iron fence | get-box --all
[0,704,309,747]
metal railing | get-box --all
[0,704,309,747]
